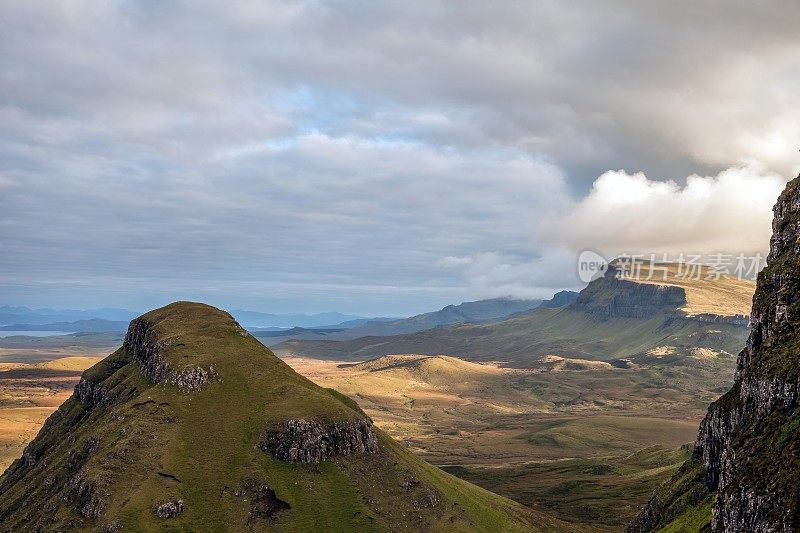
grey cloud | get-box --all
[1,1,799,313]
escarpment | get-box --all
[630,175,800,532]
[571,265,687,319]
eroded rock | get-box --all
[236,478,291,521]
[124,318,217,393]
[154,499,185,519]
[260,418,378,463]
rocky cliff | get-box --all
[570,265,687,319]
[630,175,800,532]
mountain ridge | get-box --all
[275,269,752,366]
[253,296,558,345]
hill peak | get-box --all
[0,302,550,531]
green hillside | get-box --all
[0,302,567,532]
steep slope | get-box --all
[629,175,800,532]
[0,302,563,532]
[276,269,751,367]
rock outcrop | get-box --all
[630,176,800,532]
[154,499,185,519]
[123,317,217,392]
[259,418,379,463]
[571,265,687,319]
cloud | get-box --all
[0,129,569,313]
[442,250,584,300]
[542,164,786,256]
[443,164,787,298]
[1,1,799,312]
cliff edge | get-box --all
[629,175,800,532]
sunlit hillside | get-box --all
[618,262,755,316]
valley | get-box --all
[283,353,733,530]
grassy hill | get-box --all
[0,302,567,532]
[276,306,749,367]
[284,352,729,531]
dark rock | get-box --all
[75,378,112,406]
[237,478,291,521]
[102,521,122,532]
[67,470,108,519]
[260,418,378,463]
[570,266,686,319]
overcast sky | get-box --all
[2,1,799,316]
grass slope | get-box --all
[0,302,565,532]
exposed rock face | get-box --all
[683,313,750,327]
[74,378,113,406]
[571,265,687,319]
[167,364,217,393]
[260,418,378,463]
[123,318,216,392]
[67,470,109,519]
[630,176,800,532]
[154,499,185,519]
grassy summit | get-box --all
[0,302,563,532]
[619,262,755,317]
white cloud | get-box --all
[440,250,583,300]
[542,164,786,256]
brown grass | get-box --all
[620,262,755,316]
[0,354,99,471]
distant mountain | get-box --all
[329,316,397,328]
[539,290,580,308]
[0,319,129,333]
[0,306,137,326]
[275,269,752,367]
[0,302,562,531]
[229,310,366,328]
[253,297,546,345]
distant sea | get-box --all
[0,331,74,338]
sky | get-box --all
[1,1,799,316]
